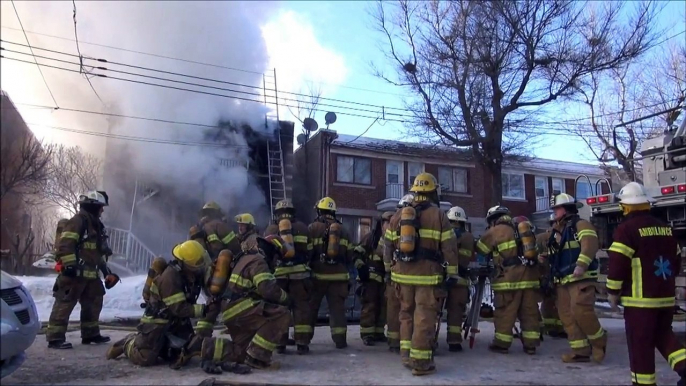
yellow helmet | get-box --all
[315,197,337,212]
[410,173,438,193]
[235,213,256,226]
[172,240,209,269]
[202,201,222,211]
[275,199,295,212]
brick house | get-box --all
[293,129,609,241]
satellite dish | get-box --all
[303,117,319,132]
[325,112,337,125]
[297,134,307,145]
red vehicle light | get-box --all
[678,184,686,193]
[661,186,676,195]
[598,195,610,203]
[586,197,597,205]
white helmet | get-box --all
[78,191,109,206]
[617,182,654,205]
[548,212,556,224]
[486,205,510,222]
[397,194,414,208]
[550,193,582,209]
[447,206,468,223]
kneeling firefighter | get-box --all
[354,211,394,346]
[307,197,354,349]
[383,173,459,376]
[188,224,225,338]
[476,207,541,355]
[264,200,314,355]
[445,206,475,352]
[548,193,606,364]
[537,213,565,338]
[106,240,250,375]
[218,235,293,369]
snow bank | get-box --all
[16,275,148,322]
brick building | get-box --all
[293,129,609,241]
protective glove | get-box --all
[572,265,585,278]
[105,273,121,289]
[607,293,620,312]
[357,264,370,282]
[200,359,223,374]
[61,265,78,278]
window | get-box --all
[438,167,468,193]
[552,178,565,196]
[337,156,371,185]
[408,162,424,188]
[535,176,547,199]
[502,173,525,199]
[575,179,598,200]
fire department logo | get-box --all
[654,256,672,280]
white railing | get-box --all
[106,227,157,273]
[385,183,406,200]
[535,196,550,212]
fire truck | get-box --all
[580,113,686,318]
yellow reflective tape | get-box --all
[254,272,275,286]
[81,321,99,328]
[294,235,308,243]
[621,296,675,308]
[387,331,399,339]
[631,372,656,385]
[458,248,472,257]
[606,279,623,290]
[631,257,643,298]
[418,229,441,240]
[82,242,97,250]
[140,316,169,324]
[385,229,399,242]
[60,254,77,264]
[340,239,349,247]
[360,327,376,334]
[476,240,490,254]
[354,246,366,254]
[294,325,313,333]
[221,232,236,244]
[252,334,277,352]
[448,326,462,334]
[274,264,309,277]
[441,230,454,242]
[497,240,517,252]
[307,243,313,251]
[578,254,593,266]
[522,331,540,340]
[369,272,384,283]
[543,318,562,326]
[446,266,458,275]
[569,339,589,348]
[125,338,135,358]
[313,273,349,281]
[495,332,513,343]
[193,304,204,318]
[491,281,540,291]
[384,262,392,271]
[400,340,411,350]
[221,298,258,322]
[214,338,224,362]
[61,231,79,240]
[668,348,686,369]
[207,234,220,242]
[588,327,605,341]
[195,321,214,330]
[563,240,580,250]
[46,324,67,333]
[391,272,442,286]
[163,292,187,306]
[279,291,288,303]
[312,238,324,245]
[331,327,347,335]
[576,229,597,240]
[558,269,598,285]
[375,327,385,334]
[608,242,635,258]
[150,284,159,295]
[229,273,253,288]
[410,348,432,360]
[371,254,383,261]
[81,270,98,279]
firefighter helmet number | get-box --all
[327,201,334,208]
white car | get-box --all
[1,270,40,379]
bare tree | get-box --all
[42,145,102,216]
[371,0,662,203]
[286,81,323,129]
[0,134,54,201]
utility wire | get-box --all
[72,0,104,104]
[9,1,59,109]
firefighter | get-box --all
[218,235,292,369]
[476,207,541,355]
[548,193,607,364]
[445,205,475,352]
[195,201,241,259]
[383,173,459,376]
[306,197,353,349]
[46,191,120,349]
[537,213,565,338]
[236,213,259,247]
[264,199,314,355]
[354,211,394,346]
[106,240,250,375]
[605,182,685,386]
[385,194,415,353]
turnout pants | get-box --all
[46,275,104,342]
[307,279,349,346]
[224,302,291,364]
[556,281,606,356]
[541,291,564,335]
[386,281,401,349]
[277,277,312,346]
[492,289,541,349]
[359,280,386,339]
[396,283,444,371]
[446,285,469,344]
[624,307,686,386]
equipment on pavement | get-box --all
[463,256,494,349]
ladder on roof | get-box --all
[267,134,287,218]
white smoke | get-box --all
[1,1,283,252]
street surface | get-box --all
[3,318,684,385]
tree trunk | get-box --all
[486,159,503,206]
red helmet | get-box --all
[512,215,530,225]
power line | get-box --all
[71,0,104,104]
[8,1,59,108]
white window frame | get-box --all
[336,155,371,185]
[386,160,404,186]
[502,172,526,199]
[438,166,468,193]
[534,176,548,199]
[408,162,424,189]
[551,177,566,196]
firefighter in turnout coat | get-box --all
[354,211,394,346]
[476,207,541,355]
[264,199,314,355]
[605,182,685,386]
[384,173,459,376]
[195,201,241,259]
[236,213,259,248]
[445,206,475,352]
[306,197,353,349]
[219,235,292,369]
[106,240,251,375]
[47,191,119,349]
[537,213,566,338]
[548,193,607,364]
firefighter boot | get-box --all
[561,353,591,363]
[48,340,73,350]
[245,355,281,370]
[375,333,387,343]
[106,333,135,360]
[488,343,509,354]
[362,336,375,346]
[449,344,463,352]
[389,346,400,354]
[220,362,252,375]
[82,335,111,345]
[412,364,437,376]
[523,346,536,355]
[590,331,608,364]
[296,344,309,355]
